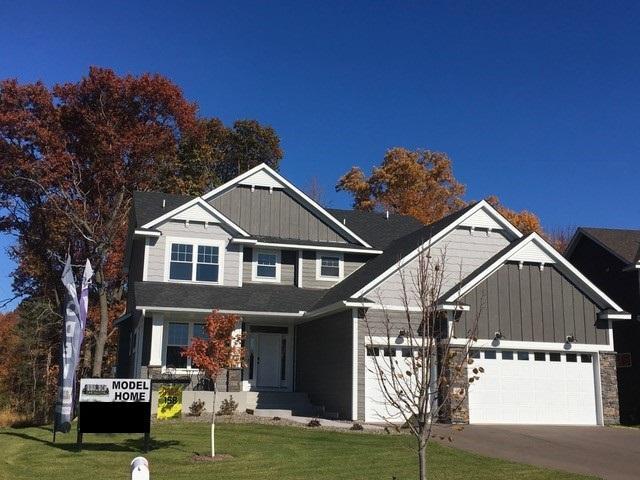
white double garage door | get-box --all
[365,347,601,425]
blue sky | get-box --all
[1,1,639,309]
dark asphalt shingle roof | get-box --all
[131,191,423,249]
[312,203,478,310]
[326,209,424,249]
[135,281,325,313]
[133,191,195,227]
[578,227,640,264]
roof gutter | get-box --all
[229,238,382,254]
[136,305,306,317]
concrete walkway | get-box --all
[431,424,640,480]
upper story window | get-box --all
[166,237,224,284]
[316,252,344,280]
[252,249,281,282]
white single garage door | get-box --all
[364,346,436,423]
[468,349,599,425]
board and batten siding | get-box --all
[145,220,241,286]
[242,247,296,285]
[458,262,608,345]
[369,228,512,306]
[209,185,348,243]
[296,310,354,419]
[301,252,369,289]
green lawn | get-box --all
[0,421,596,480]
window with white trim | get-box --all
[316,252,344,280]
[166,238,224,284]
[196,245,219,282]
[169,244,193,280]
[166,322,189,368]
[253,249,280,281]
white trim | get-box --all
[201,163,374,248]
[238,246,244,287]
[445,232,628,312]
[164,236,226,285]
[252,248,282,283]
[598,312,632,320]
[141,197,250,237]
[315,251,344,281]
[436,303,471,312]
[352,201,523,299]
[297,250,303,288]
[149,314,165,367]
[449,337,614,353]
[137,305,305,317]
[230,238,258,245]
[142,237,150,281]
[594,353,605,426]
[229,238,381,254]
[134,229,161,237]
[351,308,359,421]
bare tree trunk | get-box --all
[418,439,427,480]
[211,383,217,458]
[92,267,109,377]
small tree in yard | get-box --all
[181,310,244,458]
[364,246,483,480]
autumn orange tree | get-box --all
[181,310,244,458]
[337,147,545,235]
[0,67,283,389]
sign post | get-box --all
[78,378,151,451]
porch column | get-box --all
[148,313,165,367]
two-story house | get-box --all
[566,228,640,424]
[116,164,629,425]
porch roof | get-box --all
[134,281,324,314]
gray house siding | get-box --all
[458,262,608,345]
[127,237,146,311]
[370,228,511,306]
[295,310,353,418]
[145,220,241,286]
[301,251,368,289]
[210,185,349,243]
[242,247,296,285]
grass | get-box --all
[0,421,597,480]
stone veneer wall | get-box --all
[142,367,242,392]
[440,345,469,423]
[599,352,620,425]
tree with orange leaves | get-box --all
[337,147,545,236]
[336,148,466,225]
[181,310,244,458]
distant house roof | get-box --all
[132,191,194,228]
[312,203,479,310]
[135,281,324,314]
[574,227,640,265]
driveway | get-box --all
[432,424,640,480]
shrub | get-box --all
[188,399,206,417]
[217,396,238,416]
[272,416,281,421]
[350,422,364,431]
[307,418,321,428]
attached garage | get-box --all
[468,348,600,425]
[364,345,436,423]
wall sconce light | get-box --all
[494,330,503,340]
[398,330,408,341]
[566,334,576,343]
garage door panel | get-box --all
[469,349,598,425]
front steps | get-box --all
[245,391,322,417]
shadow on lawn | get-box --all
[0,430,182,453]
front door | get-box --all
[257,333,281,388]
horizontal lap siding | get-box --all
[210,186,348,243]
[295,310,353,418]
[370,228,511,306]
[146,220,240,286]
[459,263,608,345]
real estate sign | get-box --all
[77,378,151,451]
[157,385,183,420]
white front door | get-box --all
[257,333,281,388]
[468,349,598,425]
